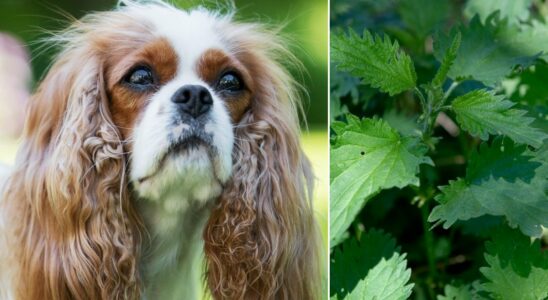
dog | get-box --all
[0,1,320,299]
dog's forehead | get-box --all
[140,6,227,70]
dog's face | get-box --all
[100,8,254,200]
[7,3,319,299]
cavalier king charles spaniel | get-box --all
[0,1,320,299]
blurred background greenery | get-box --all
[0,0,327,298]
[0,0,327,125]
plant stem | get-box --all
[443,80,460,103]
[415,87,428,115]
[420,80,462,141]
[414,87,432,134]
[420,202,437,296]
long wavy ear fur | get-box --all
[2,29,141,299]
[204,23,321,300]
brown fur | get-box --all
[1,11,155,300]
[196,48,253,122]
[107,38,178,140]
[203,22,321,300]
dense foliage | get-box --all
[330,0,548,299]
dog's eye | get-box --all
[125,66,155,87]
[217,72,242,92]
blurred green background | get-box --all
[0,0,327,298]
[0,0,327,125]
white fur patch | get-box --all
[124,7,236,298]
[1,3,240,300]
[129,6,234,202]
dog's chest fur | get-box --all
[138,189,214,300]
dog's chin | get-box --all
[132,139,229,202]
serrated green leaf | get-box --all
[480,227,548,299]
[437,283,475,300]
[429,138,548,237]
[330,115,432,246]
[464,0,533,24]
[346,253,413,300]
[432,32,461,87]
[383,110,420,137]
[497,19,548,61]
[331,230,413,300]
[331,29,417,96]
[398,0,449,38]
[331,230,398,298]
[434,15,537,87]
[451,89,547,148]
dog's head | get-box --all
[106,6,241,201]
[6,1,320,299]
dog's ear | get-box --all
[5,35,141,299]
[203,25,321,299]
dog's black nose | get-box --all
[171,85,213,118]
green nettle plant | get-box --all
[330,0,548,299]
